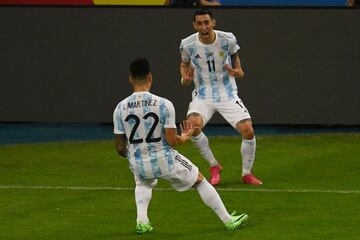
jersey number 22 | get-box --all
[125,112,161,144]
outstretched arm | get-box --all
[165,120,196,146]
[224,51,244,79]
[180,61,194,86]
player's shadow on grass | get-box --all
[117,225,226,239]
[215,179,249,188]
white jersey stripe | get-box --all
[142,94,159,178]
[205,45,221,102]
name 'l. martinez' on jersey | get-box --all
[180,30,240,102]
[113,91,178,180]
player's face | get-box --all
[193,14,216,43]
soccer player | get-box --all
[113,58,248,233]
[179,9,262,186]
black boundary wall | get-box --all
[1,6,359,125]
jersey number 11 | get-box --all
[207,60,216,72]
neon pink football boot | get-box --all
[242,173,262,185]
[209,165,222,186]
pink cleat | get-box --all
[209,165,222,186]
[242,173,262,185]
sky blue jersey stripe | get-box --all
[134,148,145,179]
[116,105,124,133]
[143,93,162,178]
[189,47,206,99]
[160,99,174,172]
[149,145,161,178]
[127,94,146,178]
[220,37,235,100]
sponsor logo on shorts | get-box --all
[175,155,192,171]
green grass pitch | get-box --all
[0,133,359,239]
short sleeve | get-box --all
[228,33,240,55]
[113,105,125,134]
[179,40,191,63]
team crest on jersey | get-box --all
[218,50,225,58]
[205,52,214,58]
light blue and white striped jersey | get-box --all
[113,91,177,180]
[180,30,240,102]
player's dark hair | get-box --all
[130,58,150,80]
[193,9,213,21]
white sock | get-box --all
[135,185,152,224]
[241,137,256,176]
[192,132,219,167]
[195,179,232,223]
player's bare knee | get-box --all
[197,172,204,181]
[236,119,254,140]
[187,113,204,130]
[193,127,202,136]
[193,172,205,188]
[242,128,254,139]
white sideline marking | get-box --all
[0,185,359,194]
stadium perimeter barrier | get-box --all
[0,5,359,126]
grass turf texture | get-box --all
[0,134,359,239]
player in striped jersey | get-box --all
[179,9,262,186]
[113,58,248,233]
